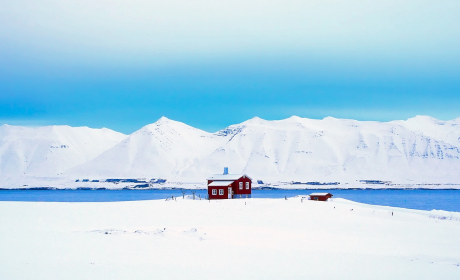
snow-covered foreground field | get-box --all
[1,198,459,279]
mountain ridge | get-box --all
[1,116,460,183]
[69,116,460,183]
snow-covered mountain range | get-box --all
[0,125,126,176]
[1,116,460,184]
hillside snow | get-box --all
[393,115,460,147]
[68,116,460,183]
[68,117,228,178]
[0,125,126,176]
[2,116,460,184]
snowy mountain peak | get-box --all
[407,115,440,123]
[68,117,225,178]
[3,115,460,183]
[0,125,127,176]
[0,124,12,132]
[156,116,171,123]
[144,116,173,128]
[249,116,264,121]
[240,116,266,125]
[321,116,342,122]
[406,115,460,125]
[242,115,304,126]
[139,117,208,137]
[285,115,302,121]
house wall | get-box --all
[208,186,231,200]
[232,177,252,197]
[309,195,332,201]
[207,176,252,199]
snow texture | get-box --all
[2,115,460,186]
[0,197,459,279]
[0,125,126,176]
[68,115,460,183]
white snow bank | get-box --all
[0,198,459,279]
[429,210,460,221]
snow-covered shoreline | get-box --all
[1,179,460,190]
[2,186,460,191]
[1,197,459,279]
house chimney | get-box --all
[223,167,228,175]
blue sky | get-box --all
[1,0,459,133]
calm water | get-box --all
[0,189,459,212]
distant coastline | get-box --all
[2,185,460,191]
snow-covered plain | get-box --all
[1,115,460,189]
[0,197,459,279]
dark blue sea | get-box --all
[0,189,459,212]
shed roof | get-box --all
[207,174,252,181]
[309,193,333,196]
[208,181,235,187]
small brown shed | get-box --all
[308,192,333,201]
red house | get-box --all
[308,193,333,201]
[207,168,252,200]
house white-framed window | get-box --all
[219,189,224,195]
[239,182,243,189]
[212,189,217,195]
[246,182,249,189]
